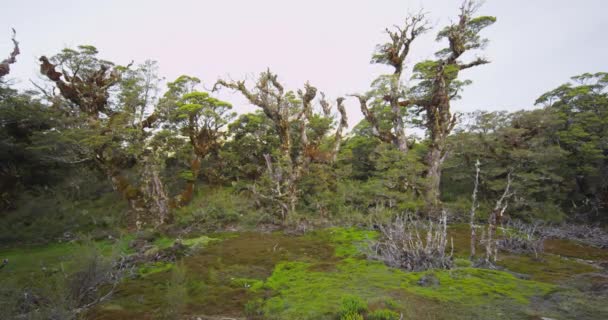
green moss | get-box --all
[138,261,173,277]
[497,253,596,283]
[261,255,552,319]
[401,268,553,305]
[341,312,364,320]
[64,227,590,320]
[153,236,175,249]
[309,227,377,258]
[181,235,219,249]
[230,277,264,291]
[339,295,368,318]
[544,238,608,260]
[0,242,75,280]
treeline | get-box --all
[0,1,606,241]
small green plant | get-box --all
[341,312,364,320]
[339,295,368,319]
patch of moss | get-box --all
[339,295,368,318]
[138,261,173,277]
[309,227,377,258]
[181,235,220,251]
[261,256,552,319]
[0,242,75,281]
[230,277,264,291]
[152,236,175,249]
[401,268,553,305]
[544,238,608,260]
[497,253,596,283]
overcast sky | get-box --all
[2,0,607,127]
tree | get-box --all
[411,1,495,211]
[535,72,608,221]
[214,70,347,220]
[38,46,161,224]
[350,13,428,153]
[0,86,57,209]
[444,109,570,222]
[222,111,281,181]
[162,76,235,205]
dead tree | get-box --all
[214,71,346,220]
[0,28,19,79]
[469,159,480,259]
[350,13,428,153]
[483,170,513,265]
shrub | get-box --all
[368,212,453,271]
[3,240,124,319]
[175,186,254,229]
[497,220,545,258]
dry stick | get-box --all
[469,159,480,260]
[485,170,513,264]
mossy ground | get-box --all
[2,226,606,319]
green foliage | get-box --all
[138,261,174,277]
[339,296,368,318]
[222,111,280,180]
[0,190,126,243]
[175,187,260,229]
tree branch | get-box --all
[459,57,490,70]
[0,28,19,78]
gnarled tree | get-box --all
[350,13,428,153]
[214,70,347,220]
[38,46,161,225]
[411,1,495,211]
[171,81,235,205]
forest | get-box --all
[1,1,607,319]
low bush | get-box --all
[368,212,453,271]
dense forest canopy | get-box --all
[0,1,606,243]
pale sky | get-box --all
[2,0,607,128]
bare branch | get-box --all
[459,57,490,70]
[0,28,20,78]
[372,12,430,75]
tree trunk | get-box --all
[179,155,202,206]
[390,76,409,154]
[424,139,446,215]
[105,166,147,229]
[470,159,480,260]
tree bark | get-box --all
[179,155,201,206]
